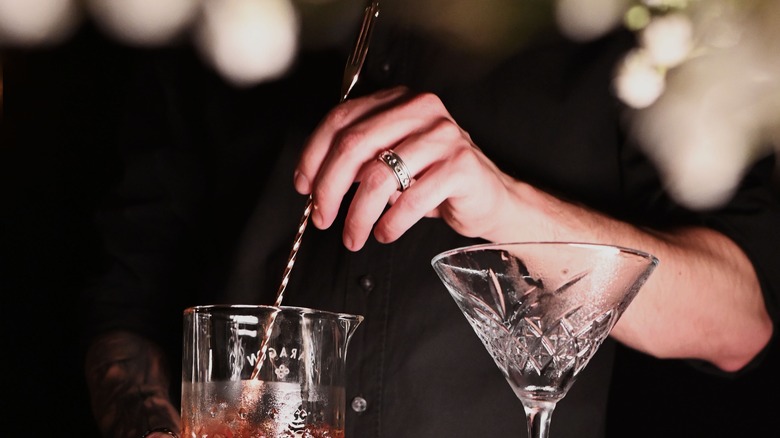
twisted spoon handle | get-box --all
[273,197,312,306]
[250,1,380,382]
[272,0,380,306]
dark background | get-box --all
[1,25,127,436]
[2,24,778,436]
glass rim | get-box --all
[431,241,659,266]
[183,304,364,322]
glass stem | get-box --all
[523,400,556,438]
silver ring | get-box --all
[377,149,412,192]
[142,427,179,438]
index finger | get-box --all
[294,86,411,196]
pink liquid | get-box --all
[182,420,344,438]
[181,381,345,438]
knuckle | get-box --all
[376,85,410,99]
[398,188,426,213]
[412,91,444,110]
[334,129,368,155]
[312,179,336,205]
[430,116,460,138]
[362,165,391,192]
[327,104,352,129]
[450,145,481,170]
[391,84,411,94]
[397,91,445,115]
[344,212,367,232]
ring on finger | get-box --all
[377,149,412,192]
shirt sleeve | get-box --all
[691,155,780,374]
[704,156,780,332]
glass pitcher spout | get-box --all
[338,313,363,358]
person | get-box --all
[80,2,779,437]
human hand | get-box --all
[85,331,181,438]
[294,86,519,251]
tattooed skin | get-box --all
[85,331,181,438]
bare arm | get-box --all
[488,184,772,372]
[294,86,773,372]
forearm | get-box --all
[489,182,773,372]
[611,226,771,371]
[85,331,181,438]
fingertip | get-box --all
[294,170,310,194]
[311,204,335,231]
[373,229,389,244]
[343,234,355,251]
[311,204,324,228]
[343,234,366,252]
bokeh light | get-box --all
[85,0,200,46]
[1,0,779,208]
[0,0,82,46]
[194,0,299,87]
[555,0,628,41]
[614,48,666,109]
[621,0,780,208]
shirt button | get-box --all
[351,396,368,413]
[358,275,374,293]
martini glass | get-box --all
[431,242,658,438]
